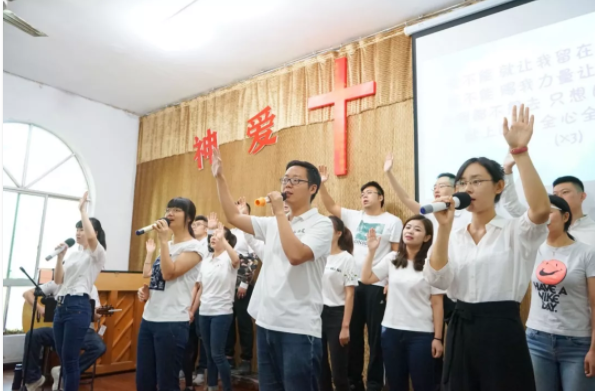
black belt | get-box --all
[444,300,520,384]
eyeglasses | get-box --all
[165,207,183,214]
[433,184,453,190]
[361,191,379,198]
[455,179,492,189]
[280,177,309,186]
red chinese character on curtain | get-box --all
[247,106,278,154]
[193,129,218,169]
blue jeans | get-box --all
[257,326,322,391]
[199,314,234,391]
[195,308,208,372]
[136,319,189,391]
[526,328,595,391]
[381,327,441,391]
[53,295,92,391]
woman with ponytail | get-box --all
[319,216,358,391]
[361,215,444,391]
[136,197,206,391]
[53,192,107,391]
[526,195,595,390]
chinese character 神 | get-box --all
[193,129,218,170]
[246,106,278,155]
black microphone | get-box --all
[136,218,171,236]
[45,238,76,261]
[420,192,472,214]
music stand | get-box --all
[19,266,46,391]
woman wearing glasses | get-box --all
[424,105,551,391]
[136,197,206,391]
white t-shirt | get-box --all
[374,252,445,332]
[197,251,238,316]
[42,281,100,328]
[341,208,403,287]
[232,228,252,256]
[57,245,106,297]
[143,239,206,322]
[322,251,358,307]
[526,241,595,337]
[249,208,333,338]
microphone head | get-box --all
[281,192,287,201]
[453,192,472,209]
[254,197,266,207]
[161,217,171,226]
[64,238,76,248]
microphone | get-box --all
[420,192,472,215]
[135,218,171,236]
[255,193,287,207]
[45,238,76,261]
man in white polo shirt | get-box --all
[210,148,332,391]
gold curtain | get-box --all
[137,29,412,164]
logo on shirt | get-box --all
[533,259,568,312]
[149,257,166,291]
[354,222,385,245]
[293,228,306,235]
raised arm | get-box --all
[384,153,421,214]
[78,192,99,252]
[143,239,156,278]
[211,148,254,234]
[218,223,240,269]
[317,165,342,217]
[500,154,528,218]
[428,196,455,272]
[503,105,550,224]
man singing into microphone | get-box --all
[210,148,332,391]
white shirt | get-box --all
[374,252,445,332]
[57,245,106,297]
[423,212,548,303]
[502,173,595,245]
[232,228,252,256]
[249,208,333,338]
[341,208,403,287]
[427,209,471,235]
[526,241,595,337]
[322,251,358,307]
[143,239,206,322]
[198,251,238,316]
[42,281,100,328]
[245,232,265,320]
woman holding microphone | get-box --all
[53,192,107,391]
[136,197,206,391]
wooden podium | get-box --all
[35,270,149,375]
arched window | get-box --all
[2,123,90,332]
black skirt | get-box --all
[443,300,535,391]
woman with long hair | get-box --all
[136,197,205,391]
[424,104,551,390]
[319,216,357,391]
[361,215,444,391]
[53,192,107,391]
[526,195,595,390]
[190,221,239,391]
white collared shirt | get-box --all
[198,251,238,316]
[423,212,547,303]
[249,208,333,338]
[502,173,595,246]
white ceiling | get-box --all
[3,0,459,115]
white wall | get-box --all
[3,73,139,271]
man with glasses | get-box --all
[210,148,332,391]
[383,153,471,233]
[318,165,402,391]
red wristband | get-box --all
[510,146,528,155]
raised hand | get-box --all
[207,212,218,230]
[211,148,223,178]
[384,153,394,173]
[366,228,381,251]
[237,196,248,215]
[145,239,156,254]
[78,191,89,212]
[503,152,516,175]
[318,165,329,183]
[215,222,227,242]
[503,104,534,149]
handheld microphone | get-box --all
[420,192,472,215]
[135,218,171,236]
[255,192,287,207]
[45,238,76,261]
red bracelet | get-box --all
[510,146,528,155]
